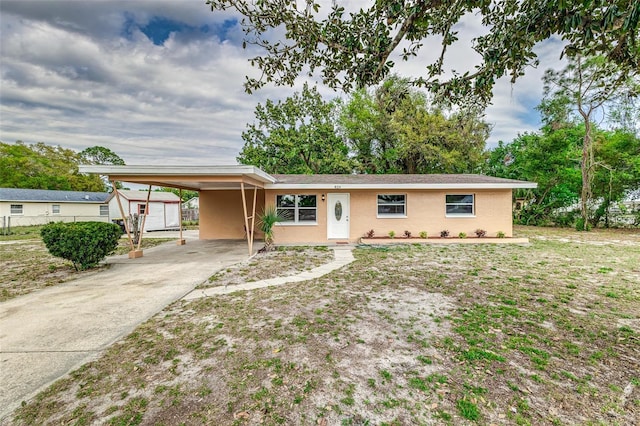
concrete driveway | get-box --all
[0,238,250,421]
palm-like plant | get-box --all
[258,205,289,251]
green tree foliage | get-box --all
[80,146,125,166]
[542,55,638,229]
[391,99,489,174]
[206,0,639,105]
[486,128,583,225]
[80,145,126,190]
[41,222,121,270]
[0,141,105,191]
[337,77,406,173]
[237,83,352,174]
[486,124,640,227]
[336,88,381,173]
[592,130,640,226]
[338,76,489,173]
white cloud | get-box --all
[0,0,568,167]
[0,1,271,164]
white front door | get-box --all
[327,193,350,239]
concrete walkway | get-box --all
[183,246,355,299]
[0,238,248,421]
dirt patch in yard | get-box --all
[10,226,640,425]
[0,239,88,301]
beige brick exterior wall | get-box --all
[267,188,513,243]
[199,188,514,243]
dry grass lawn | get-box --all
[0,227,173,301]
[8,226,640,425]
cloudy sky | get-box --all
[0,0,567,165]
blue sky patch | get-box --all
[520,97,542,128]
[141,17,191,45]
[121,14,238,45]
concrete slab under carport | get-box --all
[0,239,249,422]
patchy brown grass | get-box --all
[10,226,640,425]
[202,246,334,288]
[0,231,173,301]
[0,238,78,301]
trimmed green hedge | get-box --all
[41,221,121,270]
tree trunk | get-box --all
[580,119,593,231]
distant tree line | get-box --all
[0,142,125,192]
[0,141,200,202]
[238,77,489,175]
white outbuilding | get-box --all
[107,190,181,232]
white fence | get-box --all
[182,208,199,222]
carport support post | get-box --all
[177,188,185,245]
[136,185,152,252]
[250,185,257,255]
[112,183,137,257]
[240,182,255,256]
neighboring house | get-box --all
[182,196,199,221]
[183,197,199,209]
[554,189,640,227]
[107,190,181,232]
[0,188,109,227]
[81,166,537,246]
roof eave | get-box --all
[266,183,538,190]
[1,199,107,203]
[79,165,277,184]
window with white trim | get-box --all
[52,204,60,214]
[100,205,109,216]
[138,204,147,215]
[10,204,23,215]
[446,194,474,216]
[377,194,406,217]
[276,195,317,223]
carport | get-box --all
[80,165,275,257]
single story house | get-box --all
[107,190,181,232]
[182,196,199,222]
[0,187,110,227]
[183,196,199,210]
[80,165,537,253]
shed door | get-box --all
[327,193,350,239]
[164,203,180,228]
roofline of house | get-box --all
[265,182,538,190]
[1,199,107,203]
[79,165,538,190]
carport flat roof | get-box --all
[79,165,276,190]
